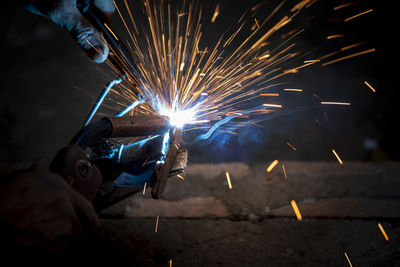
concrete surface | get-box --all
[92,162,400,266]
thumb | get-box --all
[48,0,109,63]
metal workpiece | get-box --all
[70,115,170,149]
[151,128,183,199]
[105,115,170,138]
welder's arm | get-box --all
[0,160,99,255]
[20,0,115,63]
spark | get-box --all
[377,223,390,242]
[177,174,185,180]
[260,93,279,96]
[266,160,279,172]
[263,104,283,108]
[286,142,296,151]
[179,62,185,72]
[225,171,232,189]
[290,200,302,220]
[345,9,374,22]
[344,252,353,267]
[284,88,303,92]
[304,59,320,63]
[103,23,119,40]
[282,164,287,179]
[322,48,376,66]
[169,259,172,267]
[155,216,160,233]
[321,102,351,106]
[327,34,343,39]
[364,81,376,93]
[142,182,147,195]
[254,18,260,30]
[334,2,358,11]
[332,149,343,165]
[324,111,329,123]
[341,42,367,51]
[211,4,220,23]
[92,0,372,161]
[188,120,211,124]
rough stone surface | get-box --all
[91,162,400,266]
[103,162,400,220]
[268,198,400,218]
[102,196,230,218]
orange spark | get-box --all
[332,149,343,165]
[290,200,302,220]
[345,9,374,22]
[344,252,353,267]
[304,59,320,63]
[322,48,376,66]
[286,142,297,151]
[284,88,303,92]
[267,160,279,172]
[327,34,344,39]
[155,216,160,233]
[282,164,287,179]
[334,2,358,11]
[103,23,119,40]
[254,18,260,30]
[177,174,185,180]
[378,223,389,242]
[211,4,220,23]
[341,42,366,51]
[225,172,232,189]
[260,93,279,96]
[364,81,376,93]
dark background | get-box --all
[1,0,398,165]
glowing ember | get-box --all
[263,104,283,108]
[142,182,147,195]
[321,102,351,106]
[378,223,389,242]
[290,200,302,221]
[327,34,343,39]
[225,171,232,189]
[155,216,160,233]
[284,88,303,92]
[345,9,374,22]
[267,160,279,173]
[286,142,297,151]
[364,81,376,93]
[177,174,185,180]
[282,164,287,179]
[332,149,343,165]
[344,252,353,267]
[211,3,220,23]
